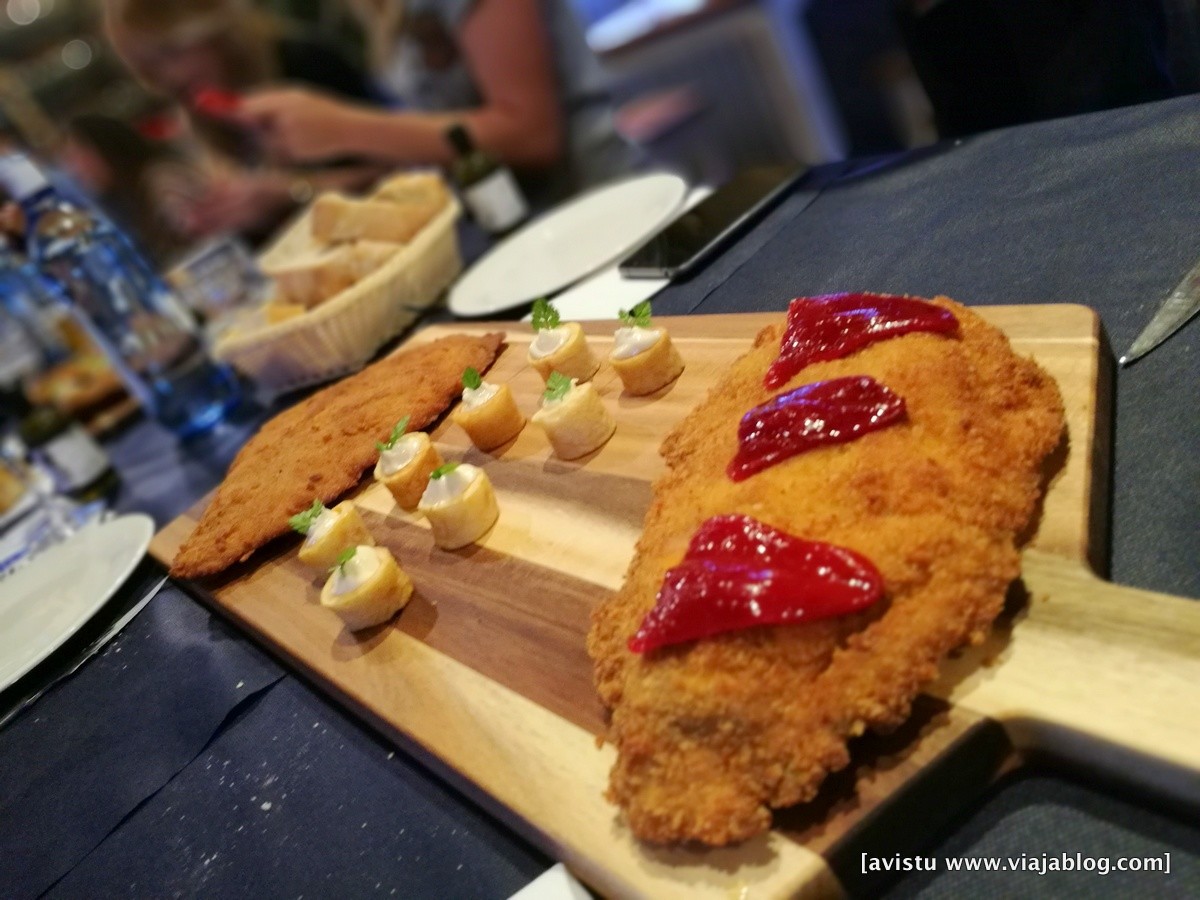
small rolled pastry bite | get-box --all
[609,301,684,395]
[417,462,499,550]
[290,499,375,570]
[527,299,599,384]
[451,367,525,451]
[320,545,414,632]
[531,372,616,460]
[373,416,443,510]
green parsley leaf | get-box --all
[462,367,482,390]
[330,546,357,574]
[376,415,410,452]
[618,300,652,328]
[288,498,325,535]
[430,461,461,480]
[542,371,572,403]
[530,298,560,331]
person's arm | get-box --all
[237,0,564,169]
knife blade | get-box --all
[1120,258,1200,365]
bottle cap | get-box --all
[0,154,49,202]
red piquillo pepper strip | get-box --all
[766,293,958,389]
[728,376,906,481]
[629,515,884,653]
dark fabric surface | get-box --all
[276,36,382,105]
[0,585,282,897]
[881,772,1200,899]
[659,95,1200,598]
[3,96,1199,898]
[896,0,1175,137]
[46,676,548,900]
[0,558,163,727]
[106,401,273,528]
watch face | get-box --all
[289,178,315,204]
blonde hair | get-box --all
[105,0,286,87]
[342,0,406,75]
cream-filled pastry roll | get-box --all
[320,545,413,631]
[527,300,599,383]
[531,373,616,460]
[374,431,443,510]
[417,463,500,550]
[451,368,525,451]
[292,500,375,570]
[609,324,684,395]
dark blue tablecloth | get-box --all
[654,94,1200,598]
[3,95,1199,899]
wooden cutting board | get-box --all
[152,309,1200,898]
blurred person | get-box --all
[236,0,638,206]
[104,0,388,240]
[0,132,24,248]
[0,198,21,247]
[59,115,194,265]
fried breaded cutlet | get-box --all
[171,333,504,579]
[587,298,1064,845]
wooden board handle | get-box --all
[934,551,1200,806]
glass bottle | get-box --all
[0,383,120,502]
[445,123,529,234]
[0,237,71,366]
[0,153,241,438]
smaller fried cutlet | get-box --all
[171,333,503,578]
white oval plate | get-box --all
[0,513,154,691]
[448,172,688,317]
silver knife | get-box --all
[1120,258,1200,365]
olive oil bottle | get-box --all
[445,123,529,234]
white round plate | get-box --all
[448,172,688,317]
[0,513,154,691]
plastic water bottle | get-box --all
[0,237,71,366]
[0,153,240,437]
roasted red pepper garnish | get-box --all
[765,293,958,389]
[628,515,884,653]
[728,376,906,481]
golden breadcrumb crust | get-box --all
[171,333,503,578]
[586,299,1064,845]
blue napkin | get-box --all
[0,583,282,897]
[45,676,548,899]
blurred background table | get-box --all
[2,94,1199,898]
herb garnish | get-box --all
[330,546,357,574]
[618,300,652,328]
[531,298,560,331]
[542,371,572,403]
[288,499,325,535]
[376,416,410,453]
[430,462,461,480]
[462,367,482,390]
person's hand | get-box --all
[172,169,293,238]
[236,88,363,164]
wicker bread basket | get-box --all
[213,198,461,396]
